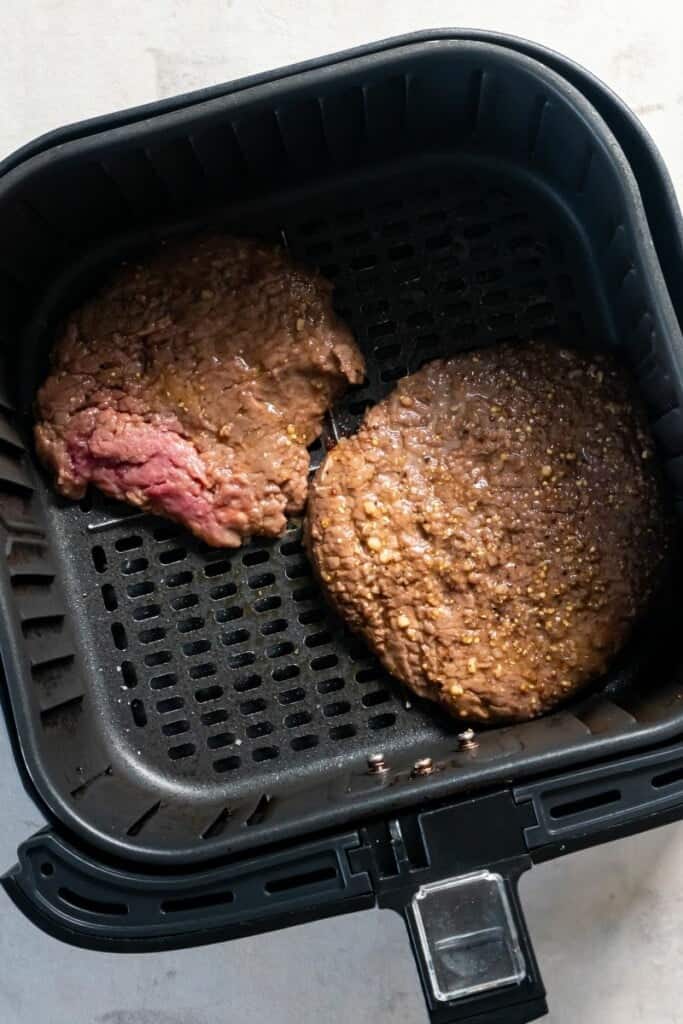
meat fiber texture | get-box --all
[35,235,365,547]
[306,341,674,724]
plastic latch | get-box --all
[410,870,526,1003]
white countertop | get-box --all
[1,2,682,1022]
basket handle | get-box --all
[9,745,683,1019]
[390,864,545,1024]
[2,793,546,1022]
[350,795,546,1024]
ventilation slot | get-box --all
[153,525,180,542]
[207,731,235,749]
[195,685,223,703]
[162,719,190,737]
[247,721,273,739]
[58,888,128,917]
[120,661,137,688]
[184,638,211,656]
[128,581,154,598]
[249,572,275,589]
[234,673,261,693]
[318,677,344,694]
[363,690,391,707]
[265,865,337,894]
[324,700,351,718]
[146,650,172,667]
[652,766,683,789]
[240,698,266,716]
[70,765,113,799]
[157,696,184,714]
[168,743,196,760]
[368,712,396,730]
[291,734,318,751]
[133,603,160,622]
[159,547,186,565]
[267,641,295,659]
[161,890,234,914]
[121,557,148,576]
[243,549,269,567]
[253,745,278,762]
[177,616,204,634]
[190,662,216,680]
[218,645,249,670]
[285,711,311,728]
[279,687,305,705]
[202,709,229,726]
[130,698,147,727]
[126,800,161,836]
[261,618,287,636]
[549,789,621,820]
[205,559,230,578]
[201,807,233,840]
[150,672,176,690]
[115,535,142,552]
[356,667,382,684]
[111,623,127,651]
[273,664,299,683]
[215,606,243,624]
[245,793,272,826]
[167,570,193,589]
[311,653,337,671]
[91,546,107,573]
[140,627,165,645]
[330,723,356,740]
[223,627,249,646]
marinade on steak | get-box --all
[306,341,673,724]
[36,235,365,546]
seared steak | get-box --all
[306,341,673,724]
[36,235,364,546]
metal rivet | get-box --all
[412,757,434,777]
[457,728,478,751]
[367,752,389,775]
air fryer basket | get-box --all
[5,32,683,1024]
[1,38,683,877]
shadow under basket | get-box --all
[1,38,683,868]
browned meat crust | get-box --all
[306,341,673,723]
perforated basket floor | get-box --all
[73,162,593,783]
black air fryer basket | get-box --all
[2,30,683,1024]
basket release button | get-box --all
[410,870,526,1003]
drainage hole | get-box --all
[130,698,147,727]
